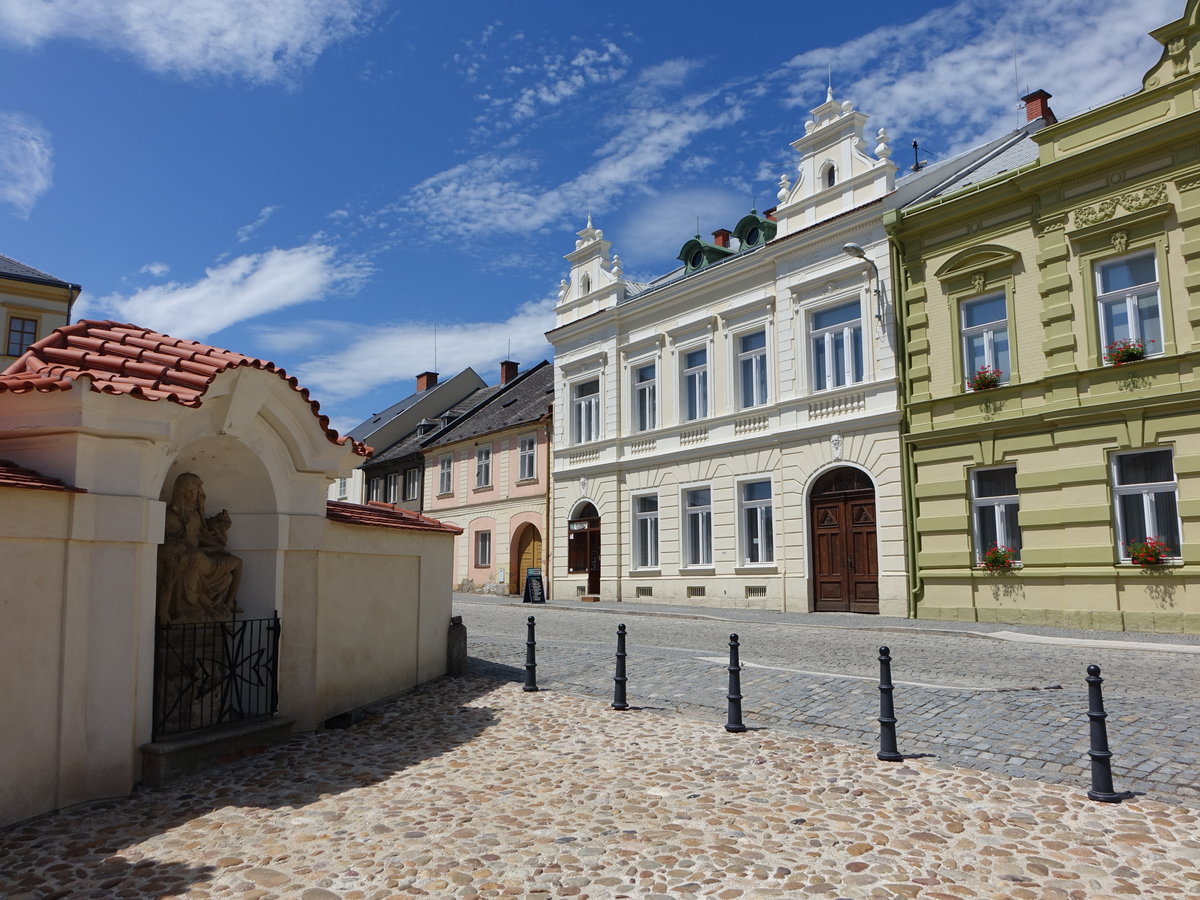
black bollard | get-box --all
[1085,664,1125,802]
[612,623,629,710]
[523,616,539,693]
[876,646,903,761]
[725,633,747,733]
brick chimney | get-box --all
[1022,89,1057,125]
[499,360,519,384]
[712,228,732,249]
[415,371,438,391]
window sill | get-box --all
[1119,559,1183,568]
[473,485,494,493]
[436,491,453,498]
[629,568,661,576]
[734,564,778,575]
[516,477,539,486]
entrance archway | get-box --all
[810,467,879,614]
[568,501,601,595]
[509,523,543,596]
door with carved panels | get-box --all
[810,467,879,614]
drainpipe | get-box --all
[543,413,552,602]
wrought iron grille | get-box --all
[152,613,280,740]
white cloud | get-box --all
[296,295,556,403]
[236,205,280,242]
[0,112,52,217]
[138,261,170,277]
[616,188,753,267]
[0,0,377,85]
[77,243,370,338]
[782,0,1178,157]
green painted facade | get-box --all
[885,0,1200,633]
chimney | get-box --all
[1022,89,1057,125]
[415,371,438,391]
[712,228,732,249]
[499,360,519,384]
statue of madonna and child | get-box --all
[156,473,244,624]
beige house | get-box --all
[421,361,553,597]
[1,253,79,368]
[0,320,459,828]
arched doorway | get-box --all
[510,524,543,596]
[810,467,879,614]
[568,501,601,596]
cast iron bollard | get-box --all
[612,623,629,710]
[725,633,746,733]
[1085,664,1125,802]
[523,616,539,693]
[446,615,467,677]
[876,645,903,761]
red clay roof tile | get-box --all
[326,500,462,535]
[0,320,369,457]
[0,459,84,493]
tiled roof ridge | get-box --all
[0,320,369,457]
[0,458,85,493]
[326,499,463,534]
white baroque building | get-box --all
[547,90,916,614]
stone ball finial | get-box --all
[875,128,892,160]
[558,279,569,300]
[611,253,623,278]
[777,173,791,203]
[841,99,854,114]
[804,119,816,134]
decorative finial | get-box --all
[586,213,593,230]
[777,173,791,203]
[875,128,892,160]
[611,253,622,278]
[558,279,569,301]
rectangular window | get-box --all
[961,293,1010,389]
[811,301,864,391]
[633,495,659,569]
[438,455,453,495]
[475,447,492,488]
[571,379,601,444]
[684,487,712,566]
[971,467,1022,563]
[367,477,384,502]
[6,316,37,357]
[738,330,769,408]
[682,346,709,421]
[518,435,537,481]
[475,531,492,567]
[740,480,774,565]
[633,362,656,432]
[1096,251,1162,361]
[403,467,420,502]
[385,472,399,504]
[1112,449,1181,561]
[336,477,348,500]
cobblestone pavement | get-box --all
[456,596,1200,809]
[3,677,1199,899]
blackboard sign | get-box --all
[523,568,545,604]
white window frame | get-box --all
[438,455,453,495]
[336,477,348,501]
[403,467,420,502]
[810,299,865,392]
[632,361,657,432]
[960,292,1010,389]
[367,476,384,502]
[571,378,601,444]
[970,466,1021,564]
[683,486,713,567]
[680,344,709,422]
[1111,449,1182,562]
[632,493,659,570]
[475,446,492,488]
[475,530,492,567]
[739,478,774,565]
[1095,250,1163,362]
[518,435,537,481]
[385,472,399,504]
[736,328,769,409]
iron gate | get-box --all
[152,613,281,739]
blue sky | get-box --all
[0,0,1180,432]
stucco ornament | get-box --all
[1111,231,1129,254]
[831,432,843,461]
[156,473,244,624]
[1073,183,1168,227]
[972,273,986,295]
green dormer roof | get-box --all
[677,235,735,274]
[733,211,776,250]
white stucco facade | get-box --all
[547,92,908,615]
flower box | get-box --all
[967,365,1003,392]
[1104,338,1153,367]
[1125,537,1173,567]
[978,544,1017,571]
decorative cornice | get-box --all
[1073,183,1168,227]
[1175,172,1200,193]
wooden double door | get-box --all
[811,467,879,614]
[567,503,601,595]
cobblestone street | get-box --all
[3,675,1199,899]
[460,595,1200,809]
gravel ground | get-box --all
[2,676,1198,899]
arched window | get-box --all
[825,164,837,189]
[580,273,591,295]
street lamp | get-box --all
[842,242,885,324]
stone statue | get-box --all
[156,473,243,624]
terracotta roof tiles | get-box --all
[0,459,84,493]
[0,320,369,457]
[326,500,462,535]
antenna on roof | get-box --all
[912,140,922,172]
[1012,35,1023,125]
[433,323,438,372]
[507,338,511,359]
[827,64,832,94]
[695,215,700,238]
